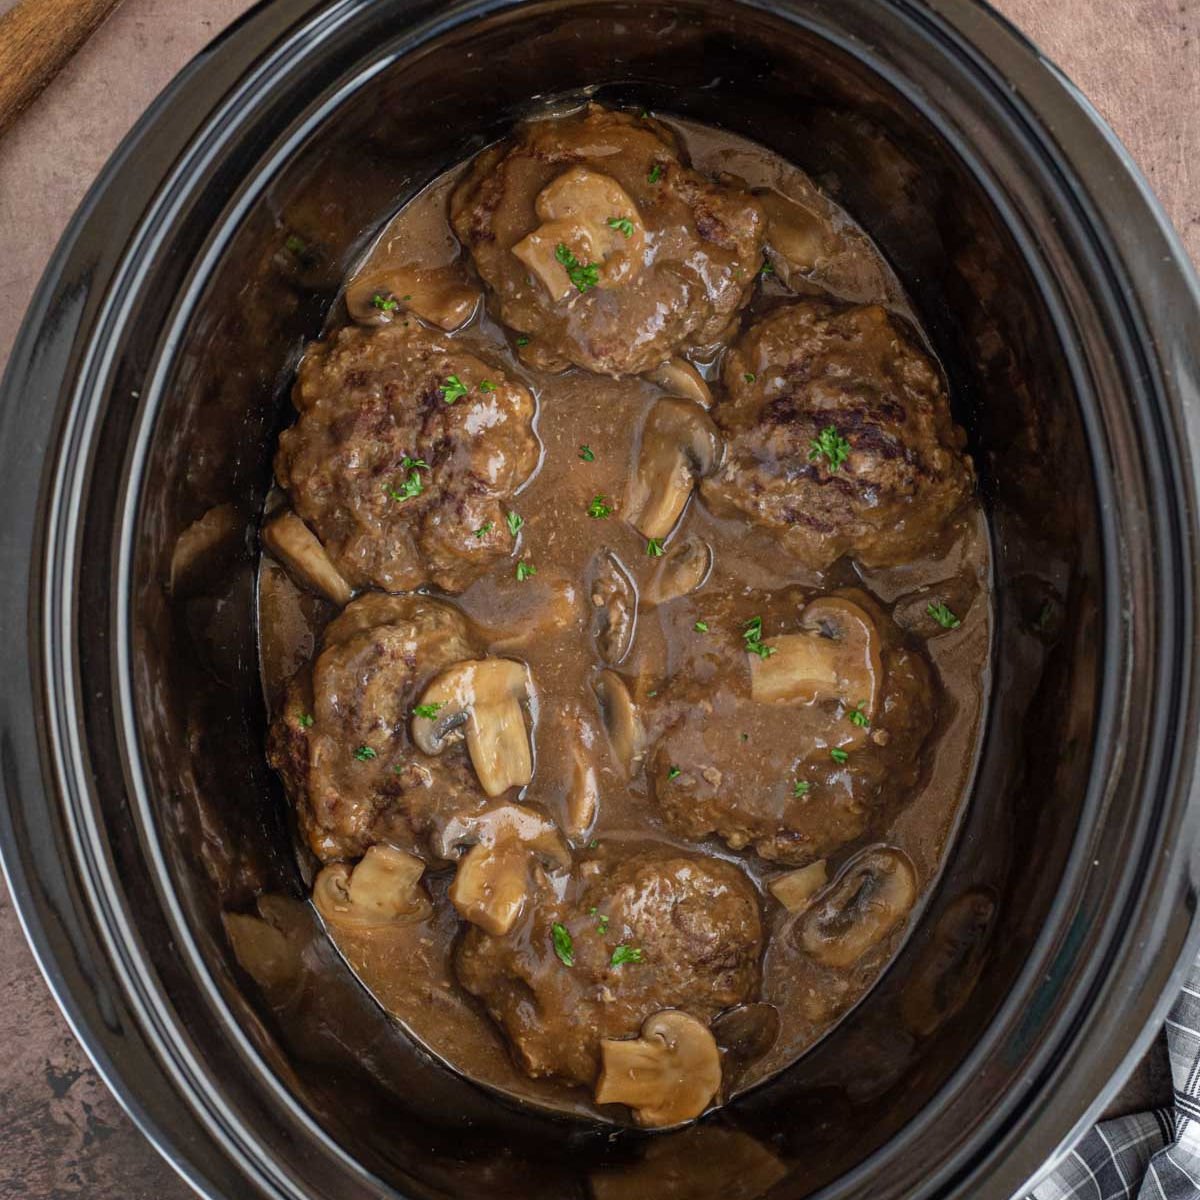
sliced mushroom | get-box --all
[224,895,309,994]
[595,1010,722,1128]
[768,859,829,913]
[170,502,238,595]
[565,720,601,837]
[759,189,831,279]
[647,358,713,409]
[436,803,570,936]
[514,167,646,300]
[345,263,480,331]
[800,846,917,969]
[642,535,713,607]
[411,659,534,797]
[312,844,431,930]
[749,596,882,744]
[587,549,637,665]
[261,510,352,606]
[593,670,646,777]
[625,399,722,540]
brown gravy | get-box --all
[255,113,991,1120]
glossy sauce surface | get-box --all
[257,114,991,1119]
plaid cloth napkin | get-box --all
[1025,954,1200,1200]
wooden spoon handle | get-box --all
[0,0,124,136]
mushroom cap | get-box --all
[587,548,638,666]
[593,670,646,777]
[438,803,571,937]
[595,1009,722,1127]
[411,658,534,796]
[800,846,917,968]
[749,595,882,744]
[647,357,713,409]
[344,262,480,331]
[626,398,722,541]
[642,535,713,607]
[312,844,431,930]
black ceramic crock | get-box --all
[2,1,1200,1197]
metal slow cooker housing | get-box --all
[1,1,1199,1198]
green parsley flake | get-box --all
[694,620,709,633]
[479,380,497,393]
[646,538,665,557]
[371,293,399,312]
[474,522,493,539]
[440,374,469,404]
[579,444,596,462]
[793,780,812,798]
[297,712,314,729]
[385,469,423,502]
[667,766,681,780]
[760,260,774,277]
[830,747,849,765]
[610,945,644,966]
[808,425,851,471]
[353,745,377,762]
[743,615,777,660]
[516,560,537,582]
[607,216,635,238]
[412,702,444,720]
[506,510,524,537]
[596,915,610,934]
[588,839,600,849]
[587,495,614,519]
[516,335,531,347]
[552,922,575,967]
[927,601,961,630]
[744,372,757,383]
[285,234,308,256]
[648,163,663,184]
[848,701,870,728]
[554,243,601,293]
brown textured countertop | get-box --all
[0,1,1196,1195]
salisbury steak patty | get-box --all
[702,301,974,569]
[456,846,762,1086]
[269,593,486,862]
[276,323,537,593]
[450,103,765,376]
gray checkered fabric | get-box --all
[1025,955,1200,1200]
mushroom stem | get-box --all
[262,510,352,606]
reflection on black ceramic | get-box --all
[0,2,1198,1199]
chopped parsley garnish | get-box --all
[353,745,377,762]
[607,216,635,238]
[744,372,756,383]
[588,839,600,849]
[760,260,774,277]
[808,425,851,471]
[474,521,493,539]
[610,945,644,966]
[648,163,663,184]
[579,444,596,462]
[830,747,849,765]
[927,601,961,629]
[694,620,709,633]
[793,780,812,798]
[516,335,530,347]
[743,615,777,660]
[506,510,524,537]
[440,374,469,404]
[646,538,665,557]
[596,914,610,934]
[667,766,681,780]
[554,243,601,293]
[401,456,428,470]
[371,293,399,312]
[639,108,650,119]
[587,495,614,519]
[412,702,444,720]
[297,712,314,729]
[552,922,574,967]
[479,380,497,393]
[588,906,598,915]
[285,234,308,256]
[385,469,424,502]
[516,560,537,582]
[848,701,870,728]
